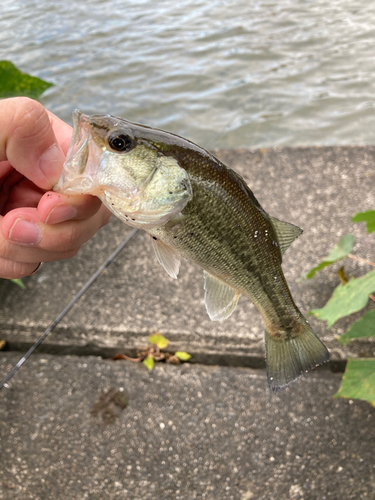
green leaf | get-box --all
[143,355,155,371]
[175,351,191,361]
[310,269,375,327]
[352,210,375,234]
[10,278,25,289]
[338,310,375,345]
[149,334,169,349]
[302,234,355,280]
[334,358,375,405]
[0,60,53,99]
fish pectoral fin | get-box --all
[204,271,241,321]
[270,216,303,256]
[151,237,181,279]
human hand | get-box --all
[0,97,111,279]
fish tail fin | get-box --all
[265,322,329,391]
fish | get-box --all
[54,110,330,390]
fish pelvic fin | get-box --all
[265,322,329,391]
[204,271,241,321]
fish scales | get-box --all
[146,144,297,324]
[55,111,330,390]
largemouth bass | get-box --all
[55,111,329,390]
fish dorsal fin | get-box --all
[204,271,241,321]
[270,216,303,256]
[151,237,181,279]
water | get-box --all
[2,0,375,149]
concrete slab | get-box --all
[1,353,374,500]
[0,147,374,364]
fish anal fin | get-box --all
[151,237,181,279]
[204,271,241,321]
[265,322,330,391]
[270,216,303,256]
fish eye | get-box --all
[108,131,133,152]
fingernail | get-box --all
[46,205,78,224]
[9,219,42,246]
[39,144,65,184]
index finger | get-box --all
[0,97,68,190]
[47,109,73,156]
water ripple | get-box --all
[1,0,375,148]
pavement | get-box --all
[0,146,374,499]
[1,354,374,500]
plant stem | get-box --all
[112,353,143,362]
[347,254,375,267]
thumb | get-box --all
[0,97,66,190]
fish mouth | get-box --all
[54,110,99,195]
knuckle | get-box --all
[67,224,82,248]
[14,97,45,121]
[40,223,85,254]
[0,258,36,279]
[12,98,50,142]
[62,247,80,260]
[55,223,82,251]
[0,239,14,261]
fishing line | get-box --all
[1,23,264,388]
[0,89,260,389]
[0,228,138,391]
